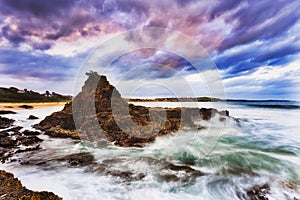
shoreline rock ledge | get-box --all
[0,170,61,200]
[34,72,229,147]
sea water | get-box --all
[0,101,299,200]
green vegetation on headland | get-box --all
[0,87,72,103]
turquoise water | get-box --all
[0,101,300,200]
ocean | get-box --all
[0,101,299,200]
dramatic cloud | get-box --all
[217,0,300,51]
[222,61,300,100]
[0,0,299,99]
[0,48,82,81]
[108,49,195,80]
[214,34,300,78]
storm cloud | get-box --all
[0,0,299,99]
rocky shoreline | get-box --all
[0,76,292,200]
[34,72,230,147]
[0,115,64,199]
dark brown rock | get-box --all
[15,145,41,153]
[0,116,14,129]
[28,115,39,120]
[0,110,16,115]
[0,135,16,148]
[106,170,145,181]
[18,105,33,109]
[16,135,43,146]
[1,126,22,135]
[23,129,41,136]
[56,152,95,167]
[158,163,205,183]
[237,183,270,200]
[0,170,62,200]
[162,163,205,176]
[246,184,270,200]
[0,126,43,163]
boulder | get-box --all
[28,115,39,120]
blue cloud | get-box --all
[218,0,300,51]
[214,29,300,78]
[0,48,80,81]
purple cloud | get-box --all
[0,0,299,99]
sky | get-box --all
[0,0,300,100]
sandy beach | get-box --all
[0,102,68,110]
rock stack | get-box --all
[34,72,229,147]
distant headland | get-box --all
[0,87,72,103]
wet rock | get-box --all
[0,110,16,115]
[0,135,16,148]
[23,129,41,136]
[200,108,217,120]
[16,135,43,146]
[28,115,39,120]
[35,73,230,147]
[162,163,205,176]
[158,163,205,183]
[160,174,180,182]
[27,160,47,166]
[86,162,146,182]
[0,170,62,200]
[246,184,270,200]
[18,105,33,109]
[15,145,41,153]
[88,163,108,173]
[1,126,22,135]
[0,127,43,163]
[237,183,270,200]
[0,116,14,129]
[106,170,145,181]
[102,158,126,165]
[57,152,95,167]
[18,152,96,169]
